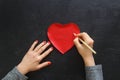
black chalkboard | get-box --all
[0,0,120,80]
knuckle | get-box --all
[41,53,47,58]
[46,50,50,54]
[73,38,78,43]
[88,40,94,45]
[82,32,87,35]
[27,51,32,55]
[36,56,41,61]
[41,51,49,58]
[31,54,36,58]
[40,47,44,52]
[91,40,94,44]
[90,39,94,44]
[37,56,42,62]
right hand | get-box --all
[73,32,95,66]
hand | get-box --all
[17,40,53,75]
[73,32,95,66]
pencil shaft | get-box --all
[79,38,96,54]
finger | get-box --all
[77,32,90,39]
[74,32,90,41]
[37,41,51,54]
[28,40,38,51]
[73,33,77,36]
[81,32,94,47]
[37,61,51,69]
[77,32,94,47]
[40,47,53,60]
[73,37,82,49]
[34,41,46,52]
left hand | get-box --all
[17,40,53,75]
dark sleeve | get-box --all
[2,67,28,80]
[85,65,103,80]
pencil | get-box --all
[79,38,96,54]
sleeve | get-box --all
[2,67,28,80]
[85,65,103,80]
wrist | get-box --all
[17,63,29,75]
[83,56,95,66]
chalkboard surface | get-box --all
[0,0,120,80]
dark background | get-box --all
[0,0,120,80]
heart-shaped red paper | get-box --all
[47,23,80,54]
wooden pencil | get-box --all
[79,38,96,54]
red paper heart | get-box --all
[47,23,80,54]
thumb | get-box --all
[73,37,82,49]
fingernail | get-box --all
[43,41,46,44]
[73,33,77,36]
[48,61,51,65]
[50,47,53,51]
[47,41,51,45]
[35,40,38,43]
